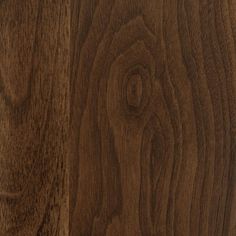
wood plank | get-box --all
[0,1,69,235]
[70,0,236,235]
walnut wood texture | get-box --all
[70,0,236,236]
[0,0,69,235]
[1,0,236,235]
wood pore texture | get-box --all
[0,0,69,235]
[0,0,236,235]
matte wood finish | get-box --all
[0,0,236,236]
[0,1,69,235]
[70,0,236,236]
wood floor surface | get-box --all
[0,0,236,235]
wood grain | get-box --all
[1,0,236,235]
[0,0,69,235]
[70,0,236,235]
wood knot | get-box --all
[107,41,155,126]
[122,65,152,117]
[126,73,143,108]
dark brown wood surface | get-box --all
[0,0,69,235]
[70,0,236,235]
[0,0,236,235]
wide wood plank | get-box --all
[70,0,236,235]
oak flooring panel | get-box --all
[0,1,69,235]
[70,0,236,236]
